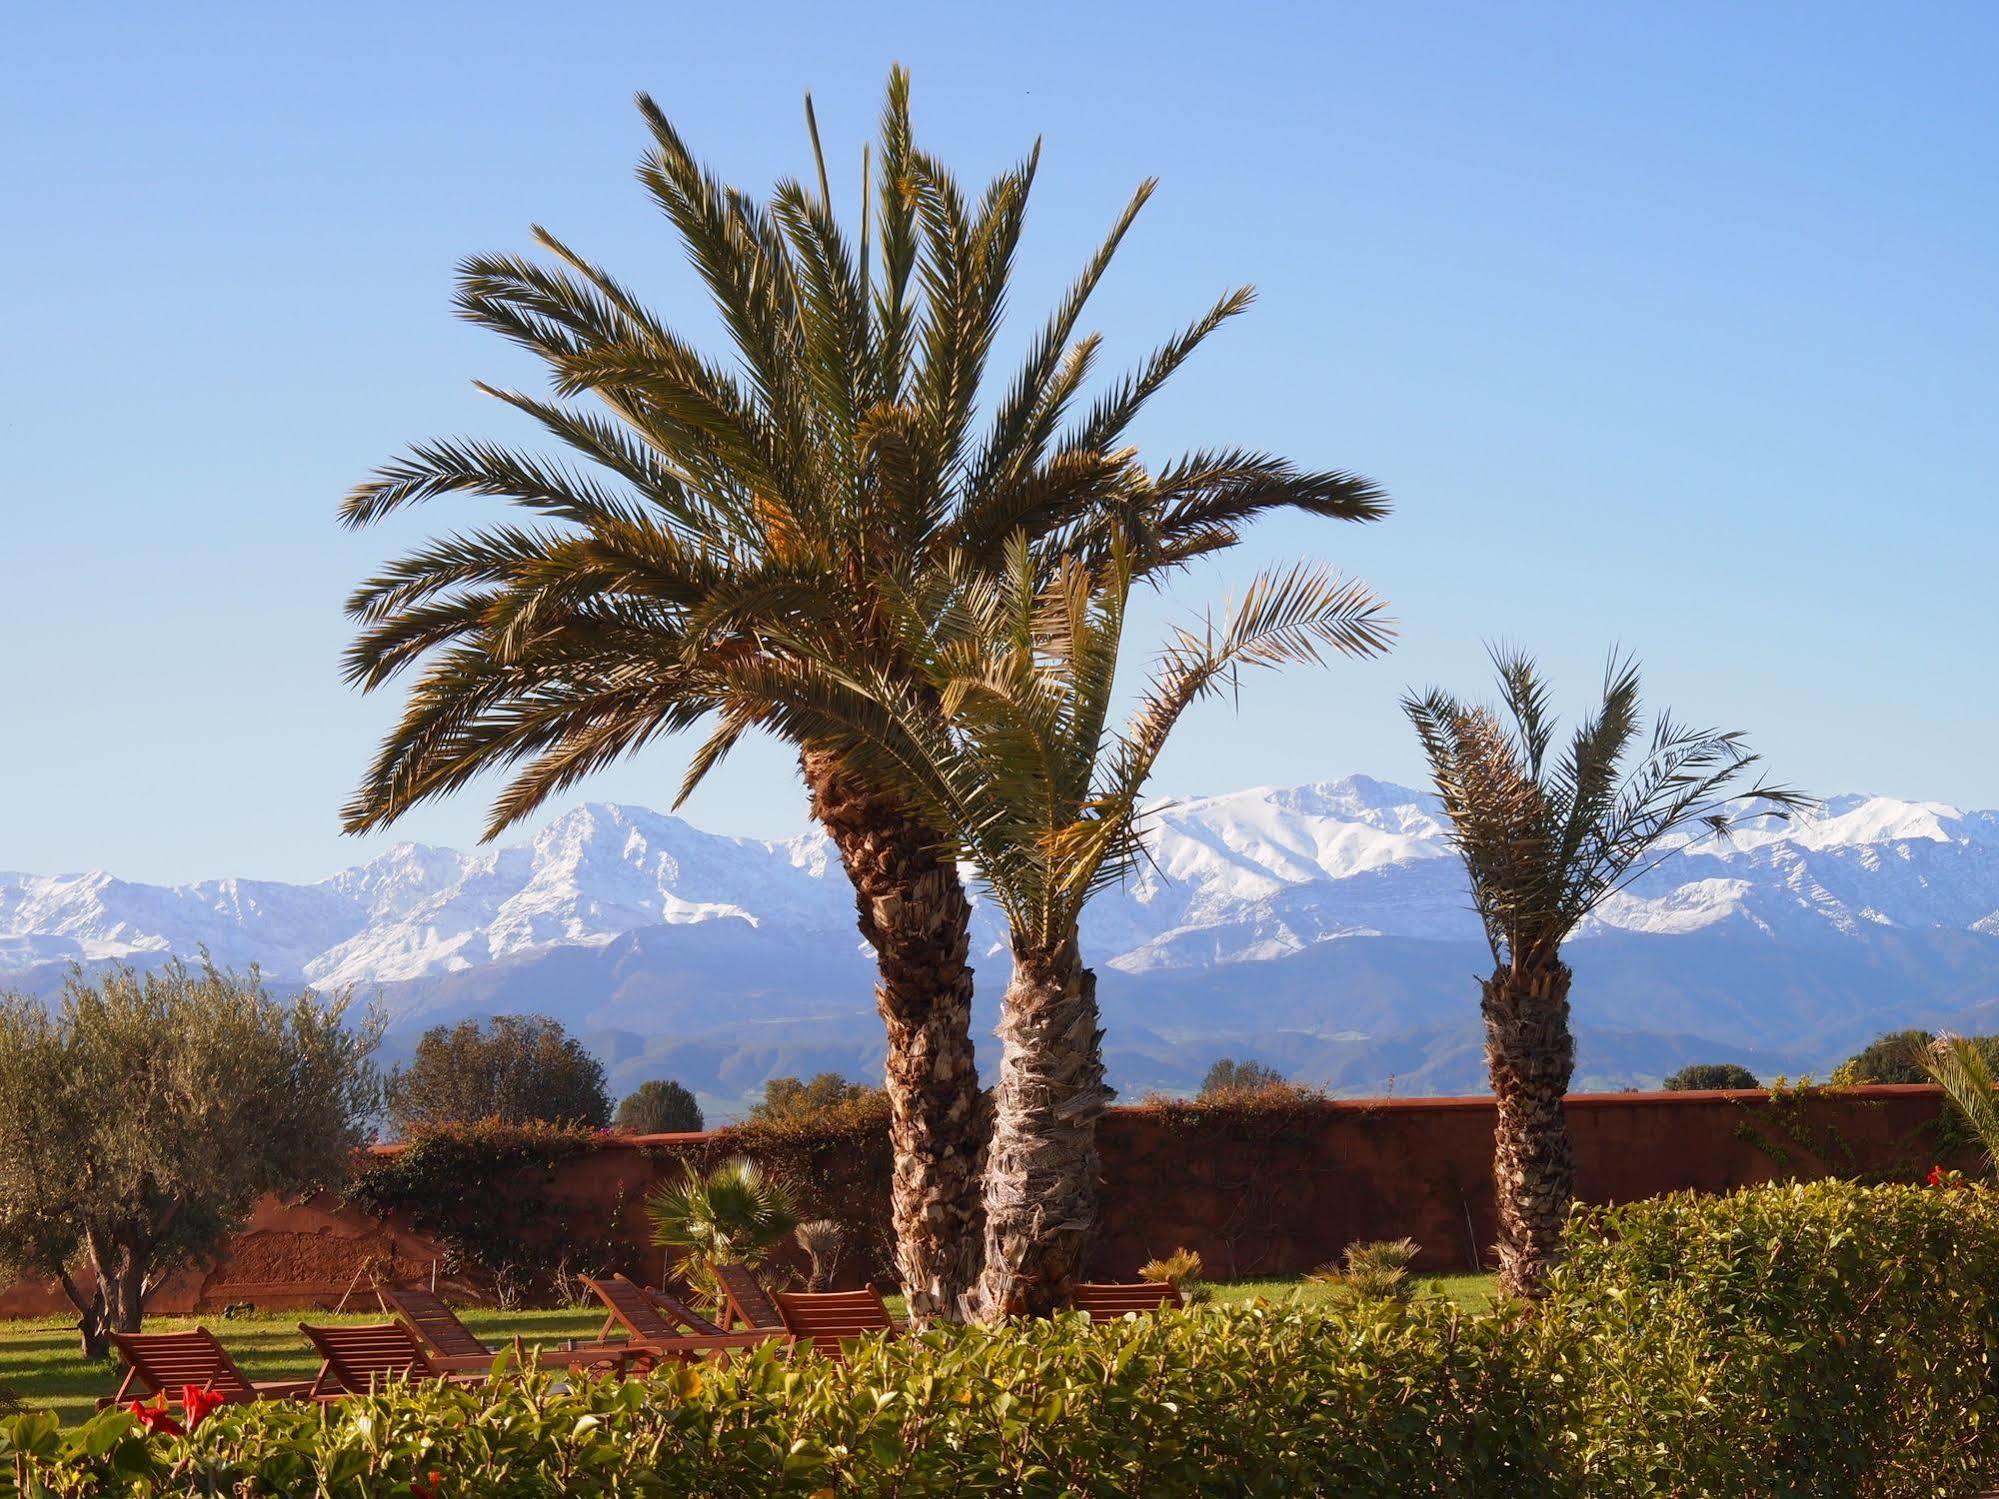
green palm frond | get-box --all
[1919,1035,1999,1168]
[341,68,1390,843]
[1403,649,1813,969]
[767,530,1393,949]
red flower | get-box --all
[125,1396,184,1437]
[182,1385,225,1430]
[411,1472,445,1499]
[1930,1164,1947,1186]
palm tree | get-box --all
[1402,650,1808,1297]
[338,71,1390,1321]
[734,532,1392,1316]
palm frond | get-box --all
[1921,1035,1999,1168]
[1404,652,1814,967]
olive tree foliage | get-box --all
[1199,1058,1287,1096]
[1661,1062,1760,1091]
[385,1014,610,1135]
[615,1078,704,1134]
[0,962,381,1354]
[748,1073,883,1126]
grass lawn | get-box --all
[0,1275,1498,1428]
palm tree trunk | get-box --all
[972,935,1111,1321]
[1482,958,1576,1298]
[801,748,986,1325]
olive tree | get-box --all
[384,1014,609,1135]
[0,962,380,1354]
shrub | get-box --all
[15,1180,1998,1495]
[1137,1246,1207,1303]
[747,1072,882,1125]
[1309,1236,1424,1307]
[615,1078,704,1134]
[0,1303,1554,1496]
[1546,1178,1999,1494]
[1661,1061,1759,1090]
[794,1219,845,1291]
[385,1015,609,1135]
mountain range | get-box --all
[7,775,1999,1118]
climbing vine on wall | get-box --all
[344,1121,637,1306]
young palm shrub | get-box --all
[1138,1248,1208,1304]
[646,1157,800,1312]
[739,533,1390,1317]
[1403,651,1807,1297]
[1309,1237,1422,1308]
[338,70,1389,1322]
[795,1219,847,1292]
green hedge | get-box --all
[1547,1178,1999,1495]
[7,1180,1997,1496]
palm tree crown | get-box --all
[1403,649,1812,972]
[338,68,1388,838]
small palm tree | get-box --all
[1403,650,1807,1297]
[339,69,1389,1322]
[741,532,1390,1316]
[646,1157,800,1309]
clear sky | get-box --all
[5,1,1995,885]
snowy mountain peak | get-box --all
[4,782,1998,1013]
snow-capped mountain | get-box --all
[7,777,1999,1105]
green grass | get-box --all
[0,1276,1498,1428]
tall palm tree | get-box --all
[732,532,1392,1316]
[1402,651,1808,1297]
[338,70,1390,1322]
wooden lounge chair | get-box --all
[104,1328,313,1408]
[377,1285,635,1375]
[713,1262,788,1332]
[301,1320,477,1397]
[582,1274,776,1360]
[1070,1281,1178,1321]
[769,1286,905,1357]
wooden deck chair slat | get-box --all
[714,1263,788,1331]
[585,1273,679,1343]
[1071,1282,1177,1321]
[377,1286,491,1359]
[582,1274,782,1363]
[301,1321,445,1397]
[107,1328,311,1406]
[379,1283,641,1374]
[771,1287,902,1353]
[645,1285,724,1336]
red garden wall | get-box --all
[0,1085,1955,1317]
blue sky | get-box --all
[6,1,1995,885]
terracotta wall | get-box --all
[1091,1084,1953,1278]
[0,1086,1953,1317]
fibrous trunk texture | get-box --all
[1482,958,1576,1298]
[972,937,1111,1321]
[802,748,986,1325]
